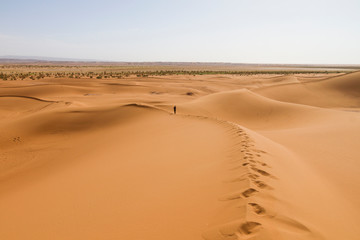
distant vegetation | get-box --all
[1,62,357,81]
[0,70,345,81]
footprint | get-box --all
[251,167,273,177]
[238,222,262,236]
[253,180,273,190]
[12,137,21,143]
[242,188,258,198]
[257,161,270,168]
[206,221,262,239]
[248,203,266,215]
[220,188,258,201]
[248,173,259,180]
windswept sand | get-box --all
[0,72,359,240]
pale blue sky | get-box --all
[1,0,359,63]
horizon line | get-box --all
[1,56,360,67]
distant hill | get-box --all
[0,56,359,71]
[0,55,99,62]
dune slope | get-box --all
[175,88,360,240]
[0,104,234,240]
[255,71,360,108]
[177,89,343,130]
[0,73,359,240]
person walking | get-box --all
[173,105,177,114]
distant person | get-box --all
[173,105,177,114]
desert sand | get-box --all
[1,71,360,240]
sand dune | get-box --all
[0,95,59,119]
[255,71,360,108]
[0,73,359,240]
[177,89,345,129]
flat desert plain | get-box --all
[1,71,360,240]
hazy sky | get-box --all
[1,0,359,63]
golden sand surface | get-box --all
[0,71,359,240]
